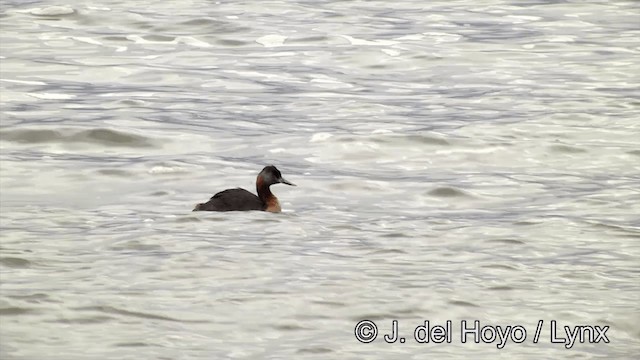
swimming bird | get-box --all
[193,165,295,212]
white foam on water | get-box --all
[27,6,75,16]
[256,34,288,47]
[1,79,47,85]
[27,92,76,100]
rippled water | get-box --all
[1,1,639,359]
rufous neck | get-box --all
[256,176,274,203]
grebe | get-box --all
[193,165,295,212]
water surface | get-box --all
[1,1,639,359]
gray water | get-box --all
[1,1,639,359]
